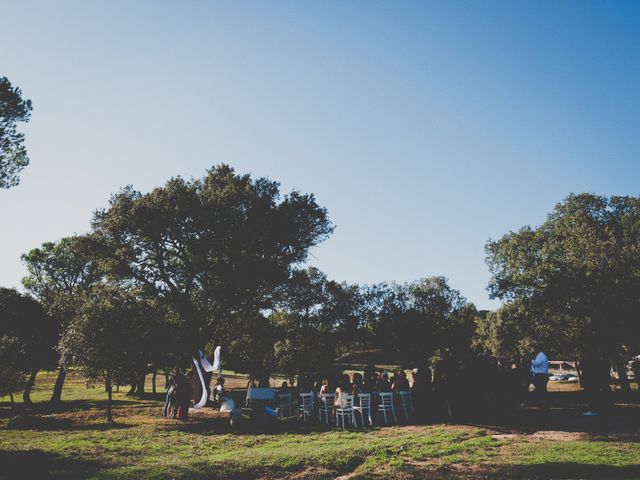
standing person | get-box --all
[411,367,432,423]
[580,347,611,416]
[163,373,177,418]
[211,376,226,408]
[531,347,549,409]
[174,371,192,420]
[363,363,377,392]
[433,350,455,420]
[630,357,640,393]
[507,358,530,409]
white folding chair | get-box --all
[397,390,412,422]
[335,393,356,430]
[354,393,372,427]
[319,393,335,424]
[298,392,314,421]
[377,392,397,425]
[277,393,292,418]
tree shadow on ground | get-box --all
[158,413,340,436]
[166,460,360,480]
[482,462,640,480]
[0,398,147,419]
[0,450,104,480]
[451,390,640,437]
[5,414,132,432]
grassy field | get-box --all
[1,371,639,480]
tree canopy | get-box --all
[373,277,477,366]
[0,288,57,402]
[485,193,640,366]
[58,285,161,421]
[0,76,32,189]
[22,235,103,402]
[91,164,334,352]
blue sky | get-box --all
[1,1,639,310]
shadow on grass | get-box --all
[0,450,104,480]
[0,398,149,419]
[157,414,339,436]
[5,414,132,432]
[449,390,640,437]
[165,458,362,480]
[485,462,640,480]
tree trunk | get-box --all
[127,382,137,396]
[574,359,583,389]
[151,371,157,393]
[137,373,146,395]
[9,393,15,405]
[23,369,39,404]
[106,379,113,423]
[164,372,170,389]
[51,366,67,404]
[615,357,631,392]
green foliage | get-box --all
[91,164,334,351]
[58,285,165,418]
[373,277,477,365]
[21,236,105,402]
[22,235,103,324]
[0,335,26,398]
[222,313,276,381]
[60,285,163,383]
[0,76,32,188]
[486,193,640,361]
[475,302,536,358]
[271,267,365,377]
[0,288,58,373]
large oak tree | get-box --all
[486,193,640,389]
[91,164,333,354]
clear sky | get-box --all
[1,1,639,310]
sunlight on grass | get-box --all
[2,371,640,479]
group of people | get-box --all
[273,348,560,424]
[163,371,192,420]
[166,346,614,424]
[314,368,412,399]
[271,368,416,425]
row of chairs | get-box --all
[276,391,413,429]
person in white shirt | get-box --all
[531,348,549,408]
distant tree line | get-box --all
[2,164,639,417]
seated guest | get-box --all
[258,375,270,388]
[335,374,352,407]
[371,371,381,391]
[376,372,392,392]
[392,370,410,392]
[319,377,331,398]
[278,381,290,395]
[363,363,377,392]
[352,372,364,398]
